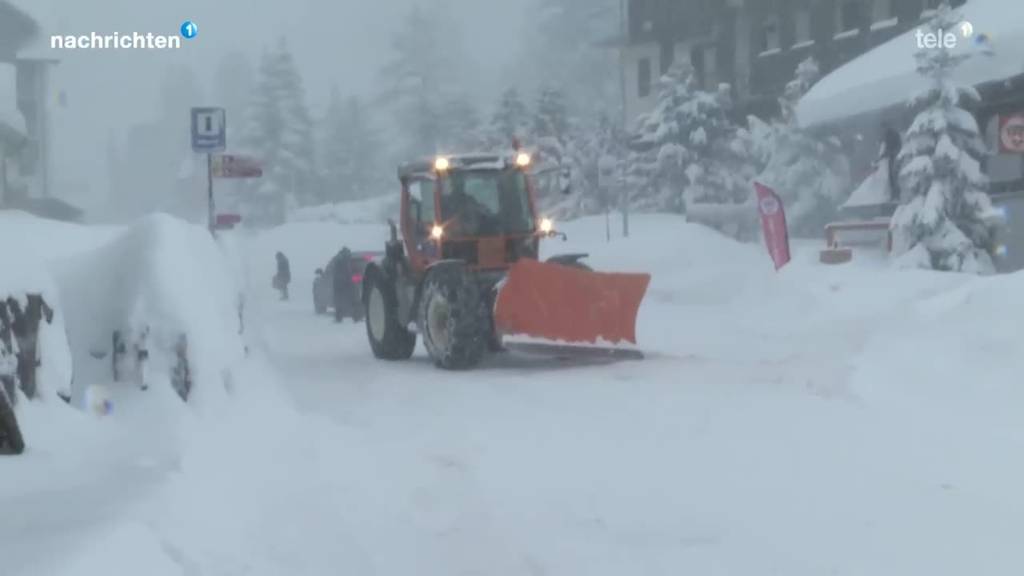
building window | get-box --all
[836,0,865,33]
[794,9,813,45]
[629,0,654,40]
[638,58,652,99]
[660,42,674,74]
[758,16,781,53]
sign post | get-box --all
[190,107,227,232]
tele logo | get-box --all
[915,20,974,49]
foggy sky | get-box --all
[8,0,529,213]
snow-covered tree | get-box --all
[240,38,318,225]
[890,4,1000,273]
[487,87,531,150]
[626,63,756,213]
[379,5,469,159]
[517,0,620,117]
[320,89,383,202]
[437,95,483,152]
[530,87,577,211]
[755,57,850,235]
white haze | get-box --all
[11,0,530,217]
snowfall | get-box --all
[1,202,1022,575]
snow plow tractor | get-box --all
[361,152,651,370]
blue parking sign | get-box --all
[191,107,226,153]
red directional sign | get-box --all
[211,154,263,178]
[214,213,242,230]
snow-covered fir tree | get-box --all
[437,95,483,152]
[627,63,756,213]
[519,0,620,117]
[379,5,468,159]
[487,87,531,150]
[240,38,318,225]
[625,63,696,213]
[755,57,850,235]
[530,87,578,212]
[320,89,382,202]
[890,4,1000,273]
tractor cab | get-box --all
[399,152,553,273]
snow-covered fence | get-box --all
[0,293,54,455]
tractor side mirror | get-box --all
[559,167,572,195]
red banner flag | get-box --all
[754,181,791,270]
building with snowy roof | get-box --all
[797,0,1024,270]
[0,0,59,209]
[621,0,964,127]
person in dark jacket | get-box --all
[273,251,291,301]
[880,123,902,203]
[332,247,359,322]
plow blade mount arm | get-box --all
[493,259,651,345]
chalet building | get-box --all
[0,0,58,206]
[622,0,964,125]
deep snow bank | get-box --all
[54,213,245,407]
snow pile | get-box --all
[53,213,245,407]
[289,195,396,225]
[798,0,1024,126]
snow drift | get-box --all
[53,213,245,407]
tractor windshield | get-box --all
[439,169,534,237]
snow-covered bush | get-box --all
[890,5,1001,273]
[755,58,851,236]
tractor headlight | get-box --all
[539,218,553,234]
[515,152,531,167]
[434,156,450,172]
[431,224,444,240]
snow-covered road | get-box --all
[3,212,1023,575]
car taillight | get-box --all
[352,274,363,284]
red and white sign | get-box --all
[212,154,263,178]
[754,181,791,271]
[214,213,242,230]
[999,114,1024,153]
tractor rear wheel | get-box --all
[419,265,487,370]
[363,266,416,360]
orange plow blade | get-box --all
[493,259,651,345]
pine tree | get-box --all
[530,87,576,211]
[756,57,850,235]
[437,95,483,152]
[321,90,382,202]
[626,62,758,216]
[519,0,620,116]
[890,4,1000,273]
[487,87,531,150]
[379,6,467,158]
[239,38,317,225]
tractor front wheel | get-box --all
[363,266,416,360]
[419,265,487,370]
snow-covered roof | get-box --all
[798,0,1024,128]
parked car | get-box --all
[313,250,379,320]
